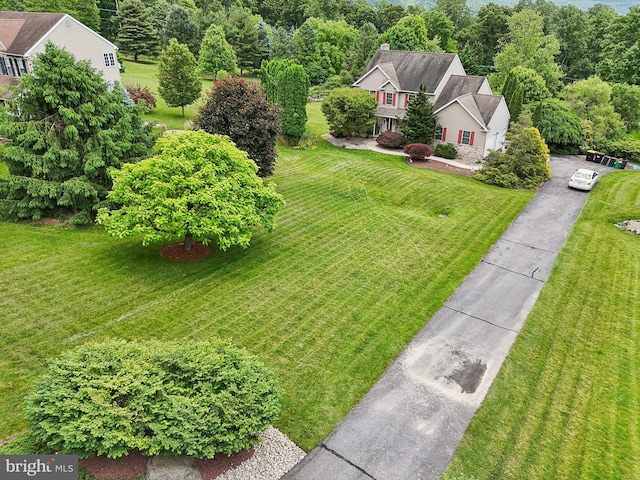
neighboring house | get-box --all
[353,44,510,160]
[0,11,121,100]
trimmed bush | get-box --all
[403,143,433,160]
[125,84,157,110]
[376,131,403,148]
[434,143,457,159]
[26,339,281,459]
[595,138,640,164]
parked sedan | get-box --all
[568,169,600,191]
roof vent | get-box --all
[380,43,390,51]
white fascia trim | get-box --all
[24,14,119,58]
[435,98,489,132]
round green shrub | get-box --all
[26,339,281,459]
[433,143,457,159]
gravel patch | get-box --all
[215,427,305,480]
[616,219,640,234]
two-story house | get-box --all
[353,44,510,160]
[0,11,121,100]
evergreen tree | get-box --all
[270,27,294,60]
[199,24,237,78]
[158,39,202,117]
[223,6,261,74]
[279,64,310,145]
[0,43,155,224]
[162,6,199,55]
[193,76,282,177]
[350,22,378,78]
[115,0,160,62]
[255,18,271,68]
[401,85,439,145]
[508,85,524,123]
[260,59,297,103]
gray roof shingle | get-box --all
[0,11,65,56]
[433,75,486,110]
[361,49,458,94]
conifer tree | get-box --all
[401,85,439,145]
[279,64,310,146]
[115,0,159,62]
[162,6,199,56]
[158,39,202,117]
[0,43,155,224]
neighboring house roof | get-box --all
[0,11,118,57]
[433,75,487,110]
[0,11,65,56]
[358,49,458,94]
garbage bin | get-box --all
[586,150,596,162]
[594,153,604,163]
[608,157,616,167]
[615,160,621,169]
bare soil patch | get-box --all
[161,242,212,261]
[407,158,476,178]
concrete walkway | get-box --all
[282,156,612,480]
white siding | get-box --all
[435,102,486,160]
[28,16,121,84]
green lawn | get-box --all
[446,171,640,479]
[121,58,214,130]
[0,103,533,450]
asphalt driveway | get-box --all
[282,156,613,480]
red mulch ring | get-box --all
[161,242,212,261]
[79,448,255,480]
[407,158,476,177]
[195,448,254,480]
[79,451,147,480]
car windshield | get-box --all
[574,172,592,180]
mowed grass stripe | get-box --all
[446,171,640,479]
[0,107,533,450]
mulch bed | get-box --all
[79,448,254,480]
[407,158,476,177]
[161,242,212,261]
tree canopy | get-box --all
[193,76,281,177]
[0,43,155,225]
[321,87,377,138]
[401,85,439,145]
[157,38,202,117]
[97,131,285,251]
[198,24,237,79]
[115,0,160,62]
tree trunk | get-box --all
[182,105,185,117]
[184,233,193,251]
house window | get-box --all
[17,58,28,76]
[104,52,116,67]
[407,94,416,103]
[1,57,16,76]
[385,92,394,105]
[461,130,472,145]
[434,127,443,141]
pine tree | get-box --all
[158,39,202,117]
[199,24,237,79]
[270,27,294,61]
[401,85,439,145]
[224,6,260,74]
[508,85,524,123]
[0,43,155,224]
[115,0,159,62]
[162,6,199,56]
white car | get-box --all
[568,169,600,191]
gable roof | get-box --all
[0,11,65,56]
[358,49,459,94]
[433,75,487,110]
[437,92,504,130]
